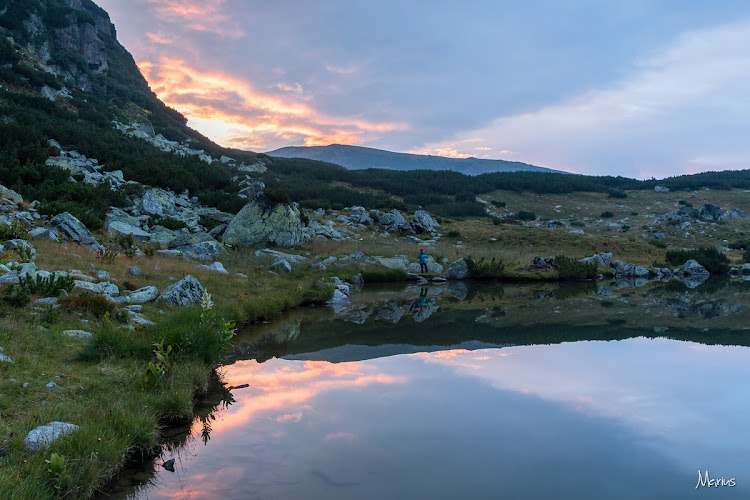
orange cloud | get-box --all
[138,57,408,151]
[146,0,244,37]
[210,359,408,435]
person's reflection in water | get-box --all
[417,288,428,311]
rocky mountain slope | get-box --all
[267,144,562,175]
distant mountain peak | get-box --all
[266,144,562,175]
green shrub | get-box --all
[0,219,30,241]
[649,239,668,249]
[607,189,627,199]
[678,200,692,207]
[60,294,116,317]
[620,225,631,232]
[729,240,750,250]
[664,246,730,274]
[517,211,536,221]
[360,267,408,282]
[743,248,750,263]
[263,188,292,206]
[601,211,614,218]
[490,200,506,207]
[465,257,505,279]
[18,272,74,297]
[556,255,597,280]
[151,217,188,230]
[446,230,461,238]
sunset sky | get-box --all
[96,0,750,178]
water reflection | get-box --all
[110,339,750,499]
[103,279,750,499]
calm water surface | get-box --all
[106,281,750,499]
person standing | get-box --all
[418,248,428,273]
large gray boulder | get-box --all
[140,188,176,216]
[410,210,437,234]
[24,422,80,451]
[697,202,723,222]
[579,252,613,268]
[108,221,151,242]
[74,280,120,297]
[374,255,410,270]
[680,259,710,277]
[348,206,374,225]
[169,232,227,261]
[446,258,471,280]
[0,184,23,202]
[378,209,407,232]
[160,275,205,307]
[104,207,142,230]
[3,239,37,257]
[223,196,302,248]
[44,212,100,247]
[610,260,650,278]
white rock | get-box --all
[23,422,79,451]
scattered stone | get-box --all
[107,221,152,242]
[254,249,307,265]
[3,239,36,257]
[140,188,176,216]
[74,280,119,297]
[271,260,292,273]
[23,422,80,451]
[326,289,350,306]
[654,186,670,193]
[610,260,650,278]
[569,229,584,235]
[197,262,229,274]
[120,286,159,304]
[160,275,205,307]
[46,382,59,388]
[0,352,13,364]
[62,330,93,339]
[129,266,142,277]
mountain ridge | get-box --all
[267,144,562,175]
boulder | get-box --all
[724,209,744,220]
[107,221,151,242]
[238,179,266,199]
[348,206,374,225]
[3,239,36,257]
[374,255,410,270]
[377,209,407,232]
[198,262,229,274]
[680,259,710,277]
[405,262,444,274]
[223,196,303,248]
[610,260,650,278]
[74,280,120,297]
[197,207,235,224]
[254,249,308,265]
[697,202,723,222]
[62,330,93,339]
[0,351,13,364]
[445,258,471,280]
[326,289,350,306]
[271,259,292,273]
[410,210,437,234]
[45,212,100,247]
[578,252,612,268]
[23,422,80,451]
[0,184,23,202]
[653,186,670,193]
[128,266,142,277]
[160,275,205,307]
[140,188,176,216]
[119,286,159,304]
